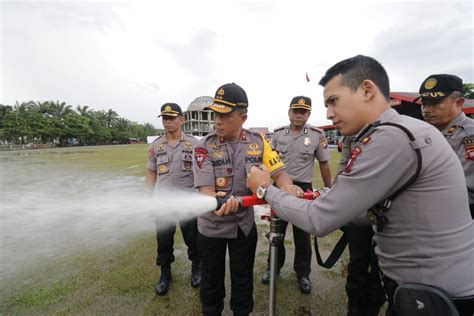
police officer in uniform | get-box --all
[247,55,474,315]
[417,74,474,218]
[337,136,385,315]
[146,103,201,296]
[193,83,297,316]
[261,96,332,294]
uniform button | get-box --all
[425,136,432,144]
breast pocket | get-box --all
[276,143,288,160]
[244,156,263,174]
[181,152,193,172]
[214,167,233,191]
[156,155,169,175]
[299,146,315,162]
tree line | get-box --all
[0,101,161,146]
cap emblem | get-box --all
[216,88,225,100]
[298,98,306,105]
[424,78,437,90]
[165,105,172,111]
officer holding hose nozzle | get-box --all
[247,56,474,315]
[193,82,300,316]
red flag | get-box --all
[306,72,310,83]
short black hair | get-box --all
[319,55,390,101]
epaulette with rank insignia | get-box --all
[273,126,285,132]
[310,126,324,134]
[151,135,162,144]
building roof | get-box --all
[186,96,213,111]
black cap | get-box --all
[157,103,183,118]
[417,74,463,101]
[289,96,311,111]
[205,83,248,114]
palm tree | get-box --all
[48,100,73,119]
[105,109,119,128]
[76,105,92,117]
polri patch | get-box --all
[159,164,168,173]
[464,137,474,161]
[215,177,228,188]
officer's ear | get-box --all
[454,96,465,109]
[241,113,248,124]
[361,79,377,101]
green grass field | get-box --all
[1,145,354,315]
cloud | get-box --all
[157,29,218,76]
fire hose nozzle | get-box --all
[215,187,330,210]
[215,195,243,210]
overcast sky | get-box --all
[1,0,473,130]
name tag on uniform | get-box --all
[304,137,311,146]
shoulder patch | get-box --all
[194,147,208,169]
[464,136,474,161]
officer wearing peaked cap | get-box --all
[247,55,474,315]
[193,83,298,316]
[146,102,201,296]
[417,74,474,218]
[261,95,332,294]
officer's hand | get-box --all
[214,192,239,217]
[280,184,304,198]
[246,165,271,193]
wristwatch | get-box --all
[256,184,269,199]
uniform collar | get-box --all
[447,112,466,128]
[219,128,247,143]
[354,108,398,140]
[287,124,309,136]
[377,107,399,123]
[162,131,184,144]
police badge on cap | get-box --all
[158,103,183,118]
[416,74,463,101]
[205,83,248,114]
[290,96,312,111]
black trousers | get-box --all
[345,226,385,308]
[156,217,199,267]
[266,182,312,278]
[198,225,258,316]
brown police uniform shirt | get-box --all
[272,124,329,183]
[264,108,474,297]
[193,129,285,238]
[147,133,197,189]
[441,112,474,204]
